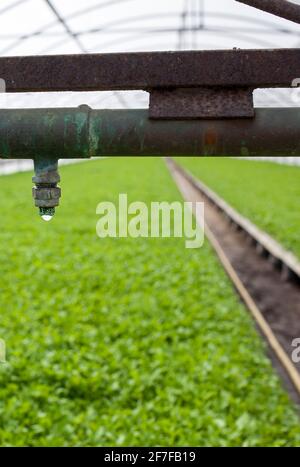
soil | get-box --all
[167,159,300,405]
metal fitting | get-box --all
[32,159,61,221]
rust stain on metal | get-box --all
[204,129,218,147]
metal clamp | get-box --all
[149,87,254,120]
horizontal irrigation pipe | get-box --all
[0,107,300,158]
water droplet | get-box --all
[41,215,53,222]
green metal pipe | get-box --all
[0,106,300,158]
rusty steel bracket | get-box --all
[0,2,300,120]
[1,48,300,119]
[236,0,300,25]
[149,87,255,119]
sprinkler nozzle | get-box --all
[39,207,56,221]
[32,159,61,221]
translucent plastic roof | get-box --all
[0,0,300,108]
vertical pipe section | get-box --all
[0,107,299,157]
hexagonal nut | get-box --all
[32,186,61,207]
[32,186,61,201]
[32,170,60,185]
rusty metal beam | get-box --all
[0,107,300,158]
[0,49,300,93]
[236,0,300,25]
